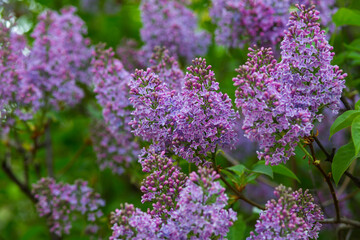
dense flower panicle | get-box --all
[210,0,290,49]
[140,0,210,62]
[92,45,133,133]
[110,168,237,240]
[280,4,346,114]
[129,58,237,165]
[32,178,105,236]
[234,5,346,165]
[90,121,139,175]
[24,7,91,110]
[248,185,323,240]
[139,150,187,216]
[110,203,162,240]
[149,47,185,91]
[0,23,39,130]
[159,167,237,240]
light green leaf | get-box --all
[251,164,273,178]
[227,215,246,240]
[333,8,360,27]
[272,164,301,183]
[330,110,360,138]
[332,142,360,185]
[352,115,360,155]
[355,99,360,110]
[227,164,248,176]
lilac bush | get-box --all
[32,178,105,236]
[248,185,324,240]
[234,5,346,165]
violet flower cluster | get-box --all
[1,7,91,132]
[140,0,210,62]
[233,5,346,165]
[91,45,139,174]
[0,23,39,133]
[248,185,323,240]
[129,57,237,165]
[32,178,105,237]
[25,7,91,109]
[210,0,290,49]
[139,150,187,216]
[110,167,237,240]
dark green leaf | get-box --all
[356,99,360,110]
[227,215,246,240]
[272,164,301,183]
[330,110,360,138]
[332,142,360,185]
[352,115,360,155]
[251,164,273,178]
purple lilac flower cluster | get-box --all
[129,58,237,165]
[248,185,323,240]
[139,150,187,216]
[90,121,139,175]
[1,7,91,132]
[159,167,237,239]
[24,7,91,109]
[0,23,40,133]
[140,0,210,62]
[32,178,105,236]
[210,0,290,49]
[233,5,346,165]
[110,167,237,240]
[91,45,140,174]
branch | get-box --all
[45,121,54,178]
[320,218,360,228]
[1,160,36,203]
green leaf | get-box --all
[228,164,248,176]
[251,164,273,178]
[333,8,360,27]
[330,110,360,138]
[356,99,360,110]
[332,142,360,185]
[272,164,301,183]
[221,169,241,184]
[227,215,246,240]
[352,115,360,155]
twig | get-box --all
[58,139,90,176]
[341,96,352,111]
[320,218,360,228]
[308,142,341,222]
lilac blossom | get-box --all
[117,39,146,72]
[23,7,91,110]
[0,23,41,132]
[248,185,323,240]
[139,149,187,216]
[110,203,162,240]
[90,121,139,175]
[91,45,140,174]
[233,5,346,165]
[110,168,237,239]
[159,167,237,239]
[210,0,290,49]
[140,0,210,62]
[129,58,237,165]
[32,178,105,237]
